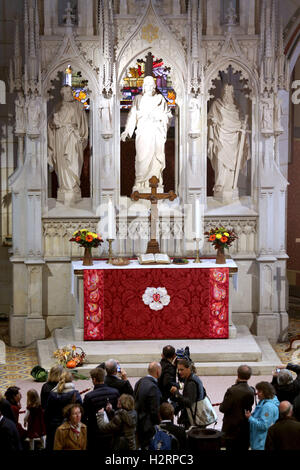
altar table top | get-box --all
[72,258,238,271]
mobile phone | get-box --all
[276,368,281,373]
[117,365,121,372]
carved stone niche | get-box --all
[207,65,252,203]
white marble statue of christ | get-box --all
[121,75,172,190]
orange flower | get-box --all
[75,236,81,242]
[209,234,216,241]
[221,236,228,243]
[86,235,93,242]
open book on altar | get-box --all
[138,253,171,265]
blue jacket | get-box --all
[249,396,280,450]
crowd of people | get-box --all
[1,345,300,451]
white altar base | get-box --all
[36,258,282,376]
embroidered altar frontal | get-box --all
[83,267,229,341]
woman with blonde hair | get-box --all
[44,370,82,450]
[40,364,64,409]
[54,403,87,450]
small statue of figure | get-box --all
[15,92,26,134]
[26,92,42,137]
[274,95,284,133]
[261,90,273,133]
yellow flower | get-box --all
[73,230,78,236]
[216,234,222,239]
[224,232,229,237]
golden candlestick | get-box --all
[194,238,201,263]
[107,239,114,264]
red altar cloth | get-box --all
[83,267,229,341]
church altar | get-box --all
[71,259,238,341]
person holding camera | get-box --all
[271,363,300,404]
[172,359,205,430]
[104,359,134,396]
[158,345,179,404]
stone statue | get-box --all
[189,96,201,136]
[261,90,273,133]
[207,84,249,201]
[47,85,88,204]
[121,75,172,190]
[27,93,42,138]
[274,95,283,133]
[15,92,25,134]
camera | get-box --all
[276,368,281,373]
[117,365,121,373]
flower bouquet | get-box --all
[53,344,86,369]
[204,226,238,264]
[70,229,103,266]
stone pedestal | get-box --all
[57,189,82,206]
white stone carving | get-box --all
[15,92,26,135]
[47,86,89,205]
[261,90,273,134]
[121,76,172,190]
[26,92,43,138]
[207,84,250,202]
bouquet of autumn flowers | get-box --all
[53,344,86,368]
[69,229,103,248]
[205,226,238,250]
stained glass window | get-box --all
[120,57,176,109]
[63,66,90,110]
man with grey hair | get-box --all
[265,401,300,450]
[104,358,134,396]
[271,362,300,403]
[134,362,162,449]
[219,364,255,451]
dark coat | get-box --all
[158,358,178,402]
[0,398,15,422]
[176,374,204,429]
[44,388,82,450]
[82,383,119,450]
[219,381,254,445]
[0,416,23,451]
[40,381,58,410]
[271,363,300,404]
[159,421,187,450]
[97,408,137,450]
[265,416,300,450]
[134,376,162,448]
[105,375,134,396]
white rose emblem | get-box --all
[142,287,171,311]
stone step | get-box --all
[37,325,282,376]
[53,325,262,363]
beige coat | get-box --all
[53,421,87,450]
